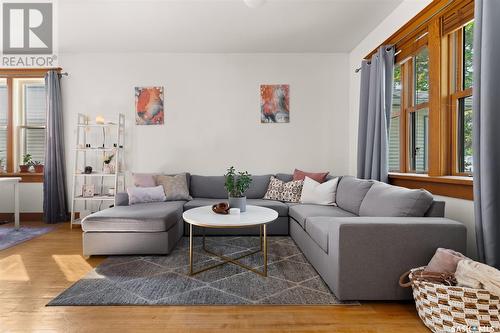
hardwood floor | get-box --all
[0,222,428,333]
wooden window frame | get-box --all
[366,0,474,200]
[0,68,60,183]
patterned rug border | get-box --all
[48,236,360,306]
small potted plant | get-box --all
[103,154,115,174]
[224,166,252,212]
[19,154,32,173]
[32,161,44,173]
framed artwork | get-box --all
[260,84,290,123]
[82,184,95,198]
[135,86,164,125]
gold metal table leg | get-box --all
[188,223,270,277]
[263,224,267,277]
[189,223,193,275]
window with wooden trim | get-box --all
[0,72,46,180]
[389,40,430,174]
[450,21,474,175]
[382,0,474,200]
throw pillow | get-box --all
[263,176,283,201]
[263,176,303,203]
[300,176,339,206]
[155,173,192,201]
[293,169,329,183]
[281,179,304,203]
[132,173,156,187]
[127,185,166,205]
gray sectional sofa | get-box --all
[81,173,467,300]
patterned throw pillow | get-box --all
[263,176,303,203]
[155,173,192,201]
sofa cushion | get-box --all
[184,198,288,216]
[304,218,331,253]
[300,176,339,206]
[190,174,272,199]
[245,175,272,199]
[81,201,185,232]
[359,182,434,217]
[288,204,355,229]
[336,176,373,215]
[155,173,192,201]
[127,185,166,205]
[190,175,227,199]
[293,169,329,183]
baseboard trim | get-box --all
[0,212,78,223]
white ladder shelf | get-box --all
[70,113,126,229]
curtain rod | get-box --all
[354,0,454,73]
[0,72,69,78]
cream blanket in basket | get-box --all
[455,259,500,296]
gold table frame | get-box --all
[188,223,268,277]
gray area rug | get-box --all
[0,224,56,251]
[49,236,357,306]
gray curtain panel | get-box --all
[357,46,395,182]
[473,0,500,268]
[43,70,69,223]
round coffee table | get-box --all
[182,205,278,277]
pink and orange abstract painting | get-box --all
[260,84,290,123]
[135,86,164,125]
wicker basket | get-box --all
[401,267,500,333]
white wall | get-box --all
[347,0,477,258]
[60,52,350,178]
[1,53,350,214]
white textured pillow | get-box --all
[300,176,339,206]
[127,185,166,205]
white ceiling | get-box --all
[58,0,403,53]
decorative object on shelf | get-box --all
[260,84,290,123]
[32,161,44,173]
[19,154,32,173]
[102,154,115,174]
[135,86,164,125]
[95,115,105,124]
[82,184,95,198]
[0,157,5,173]
[84,166,93,174]
[212,202,230,215]
[224,166,252,212]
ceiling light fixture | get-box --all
[244,0,266,8]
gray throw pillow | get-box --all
[127,185,166,205]
[359,182,434,217]
[155,173,192,201]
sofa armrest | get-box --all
[322,216,467,300]
[115,192,129,206]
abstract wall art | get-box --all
[260,84,290,123]
[135,86,164,125]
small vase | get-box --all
[103,164,114,174]
[229,196,246,213]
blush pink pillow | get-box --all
[293,169,329,183]
[132,173,157,187]
[425,248,468,273]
